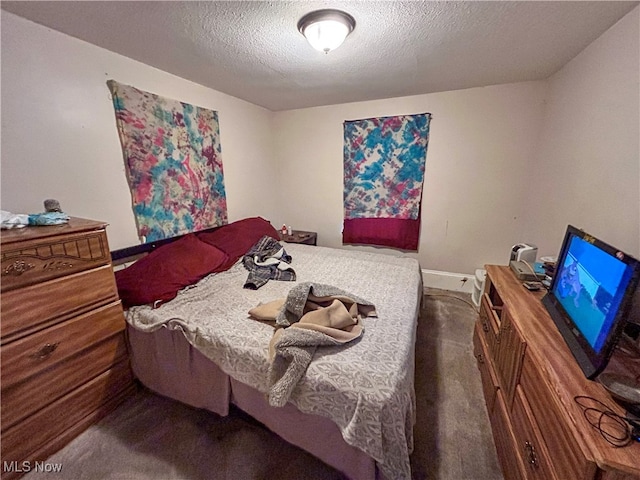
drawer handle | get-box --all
[29,342,59,360]
[481,320,489,333]
[524,441,539,468]
[475,353,485,364]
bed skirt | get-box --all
[127,325,379,480]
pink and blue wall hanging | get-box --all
[108,80,227,242]
[343,113,431,251]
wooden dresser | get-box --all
[474,265,640,480]
[1,217,135,479]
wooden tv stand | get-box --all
[473,265,640,480]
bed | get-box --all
[114,218,422,480]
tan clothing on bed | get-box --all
[249,294,369,357]
[248,284,375,407]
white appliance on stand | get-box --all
[510,243,538,264]
[471,269,487,307]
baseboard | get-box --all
[421,269,474,293]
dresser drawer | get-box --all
[1,332,129,431]
[1,227,111,292]
[491,391,526,480]
[520,353,595,480]
[1,302,126,388]
[511,385,557,480]
[1,265,119,342]
[494,309,526,409]
[473,321,499,413]
[479,293,501,356]
[1,359,133,466]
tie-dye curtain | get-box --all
[343,113,431,251]
[108,80,227,242]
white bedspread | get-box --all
[126,243,422,479]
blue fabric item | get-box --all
[28,212,70,225]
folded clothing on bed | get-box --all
[249,282,377,406]
[242,235,295,289]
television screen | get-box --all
[542,225,640,379]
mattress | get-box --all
[127,325,378,480]
[125,243,422,479]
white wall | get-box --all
[271,82,547,274]
[272,6,640,274]
[1,12,278,250]
[2,7,638,275]
[524,6,640,259]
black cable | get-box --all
[424,292,478,313]
[574,395,637,447]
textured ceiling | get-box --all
[2,1,638,111]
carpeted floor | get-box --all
[411,290,503,480]
[23,289,502,480]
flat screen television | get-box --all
[542,225,640,379]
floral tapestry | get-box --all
[343,113,431,251]
[108,80,227,242]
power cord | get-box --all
[424,292,478,313]
[520,259,548,283]
[574,395,640,447]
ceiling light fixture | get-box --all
[297,9,356,54]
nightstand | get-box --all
[279,230,317,246]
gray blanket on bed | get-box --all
[250,282,377,406]
[275,282,375,327]
[268,328,348,407]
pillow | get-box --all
[115,233,228,308]
[196,217,280,267]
